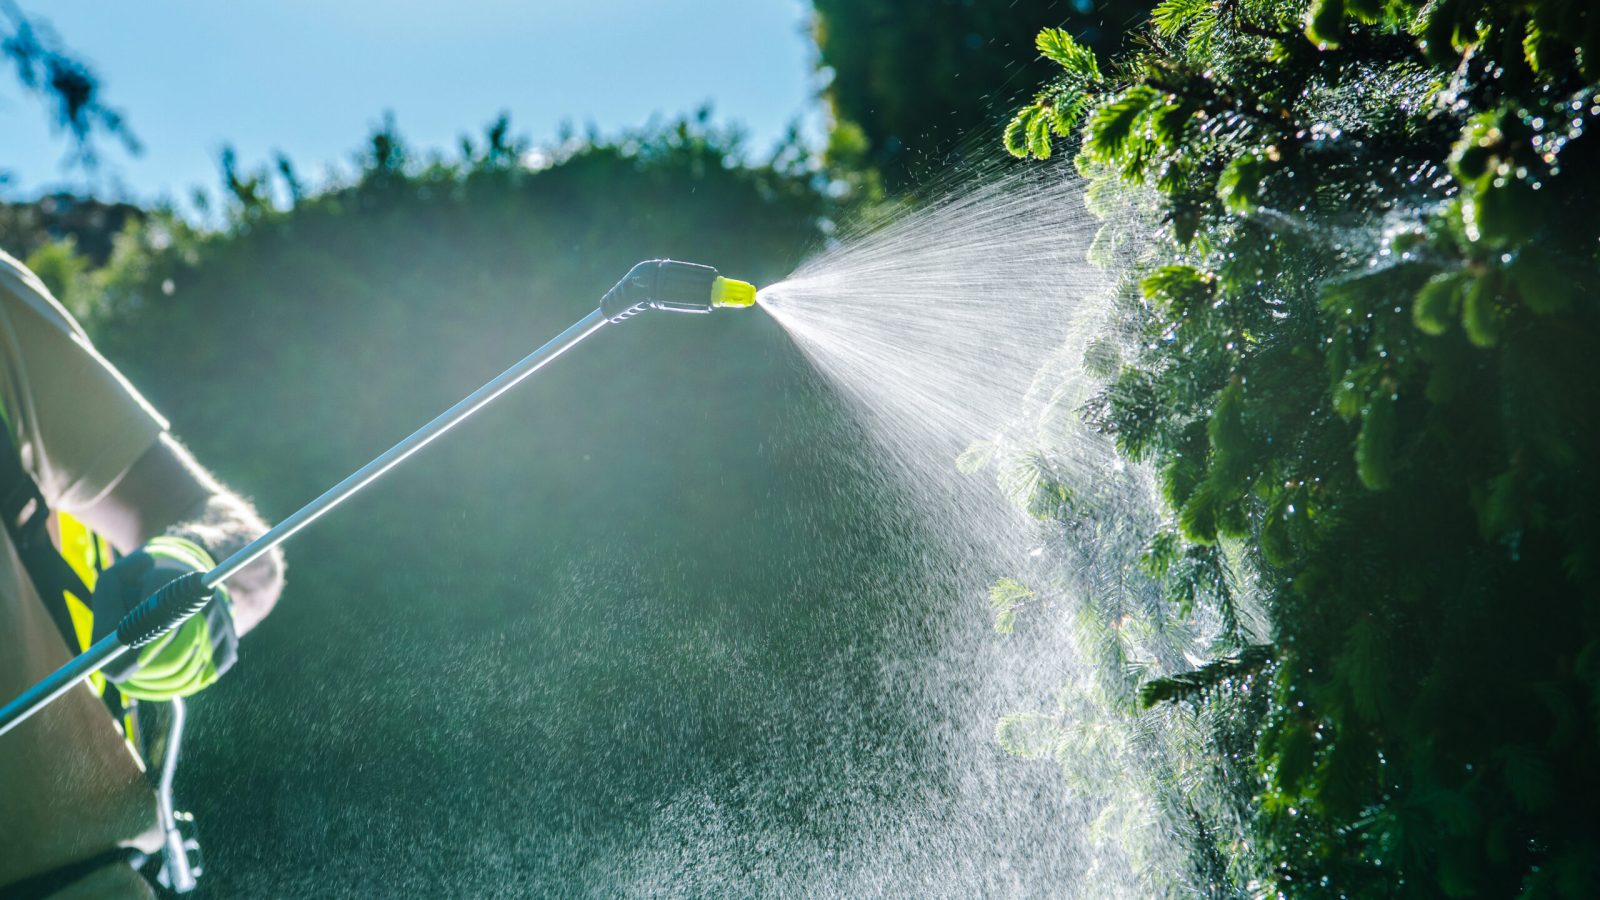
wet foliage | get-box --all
[812,0,1148,191]
[1014,0,1600,895]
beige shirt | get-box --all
[0,250,166,888]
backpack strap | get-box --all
[0,419,136,731]
[0,422,93,653]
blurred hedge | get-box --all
[24,116,980,894]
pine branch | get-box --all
[1138,643,1276,708]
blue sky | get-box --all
[1,0,822,206]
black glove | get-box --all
[90,538,237,701]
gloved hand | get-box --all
[91,536,238,702]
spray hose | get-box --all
[0,260,757,739]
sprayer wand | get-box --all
[0,260,757,739]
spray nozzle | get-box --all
[600,259,757,322]
[710,276,756,309]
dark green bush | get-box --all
[1014,1,1600,895]
[814,0,1148,188]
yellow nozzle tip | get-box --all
[710,276,757,309]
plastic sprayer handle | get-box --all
[118,572,214,649]
[0,575,213,740]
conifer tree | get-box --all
[812,0,1147,189]
[1012,0,1600,894]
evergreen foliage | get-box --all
[1013,0,1600,894]
[812,0,1147,188]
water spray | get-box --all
[0,260,757,738]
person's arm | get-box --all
[2,251,283,703]
[75,432,284,635]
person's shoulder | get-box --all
[0,248,91,340]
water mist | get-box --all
[614,161,1245,896]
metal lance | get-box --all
[0,260,757,738]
